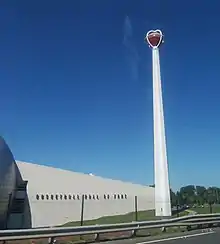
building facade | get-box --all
[0,136,155,229]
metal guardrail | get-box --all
[1,213,220,241]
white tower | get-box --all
[144,30,171,217]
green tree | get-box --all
[170,189,177,207]
[195,185,206,205]
[179,185,196,205]
[152,184,220,207]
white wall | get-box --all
[16,161,155,228]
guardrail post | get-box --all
[94,224,100,241]
[94,233,100,241]
[161,226,166,233]
[131,223,139,237]
[208,223,213,228]
[187,225,192,231]
[48,237,56,244]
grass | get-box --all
[63,209,189,227]
[63,210,156,227]
[189,205,220,214]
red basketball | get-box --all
[148,33,161,46]
[145,30,163,48]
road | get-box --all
[100,229,220,244]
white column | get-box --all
[152,47,171,217]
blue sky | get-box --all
[1,1,220,190]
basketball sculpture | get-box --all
[145,29,164,49]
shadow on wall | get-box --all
[13,163,32,229]
[6,163,32,229]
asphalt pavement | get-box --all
[135,231,218,243]
[98,228,220,244]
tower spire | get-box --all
[145,29,171,217]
